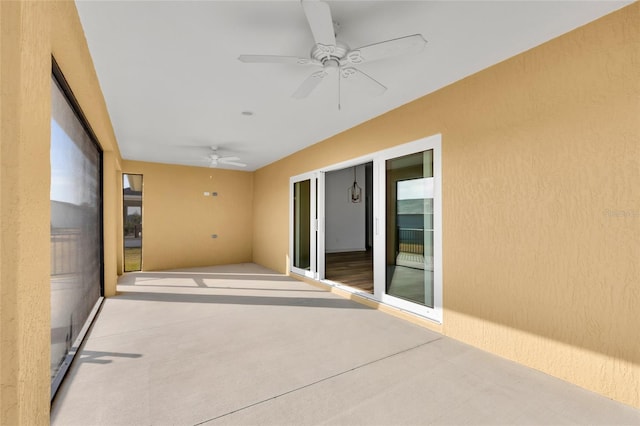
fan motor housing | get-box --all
[311,41,349,63]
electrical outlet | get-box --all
[204,192,210,196]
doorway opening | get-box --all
[324,162,374,293]
[123,174,143,272]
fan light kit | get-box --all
[239,0,427,109]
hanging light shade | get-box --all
[348,166,362,203]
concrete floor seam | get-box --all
[193,337,442,425]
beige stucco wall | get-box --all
[252,4,640,408]
[1,1,122,423]
[122,161,253,271]
[1,2,51,424]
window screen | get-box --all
[50,65,103,396]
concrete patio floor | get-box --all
[51,263,640,425]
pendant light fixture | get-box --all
[349,166,362,203]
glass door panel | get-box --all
[291,174,317,278]
[385,150,434,308]
[293,179,311,271]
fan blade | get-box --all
[292,70,327,99]
[219,160,247,168]
[301,1,336,51]
[238,55,320,66]
[341,67,386,96]
[344,34,427,65]
[219,156,240,162]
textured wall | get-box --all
[103,152,120,296]
[122,161,253,271]
[1,1,123,422]
[252,4,639,408]
[1,2,51,424]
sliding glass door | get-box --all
[384,150,434,306]
[375,136,441,321]
[290,135,441,322]
[290,173,317,278]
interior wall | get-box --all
[252,3,640,409]
[122,161,253,271]
[325,164,366,253]
[1,1,123,423]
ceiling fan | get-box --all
[238,0,427,106]
[207,147,247,168]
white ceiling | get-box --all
[75,1,630,171]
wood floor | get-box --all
[325,250,373,293]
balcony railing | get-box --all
[397,227,424,255]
